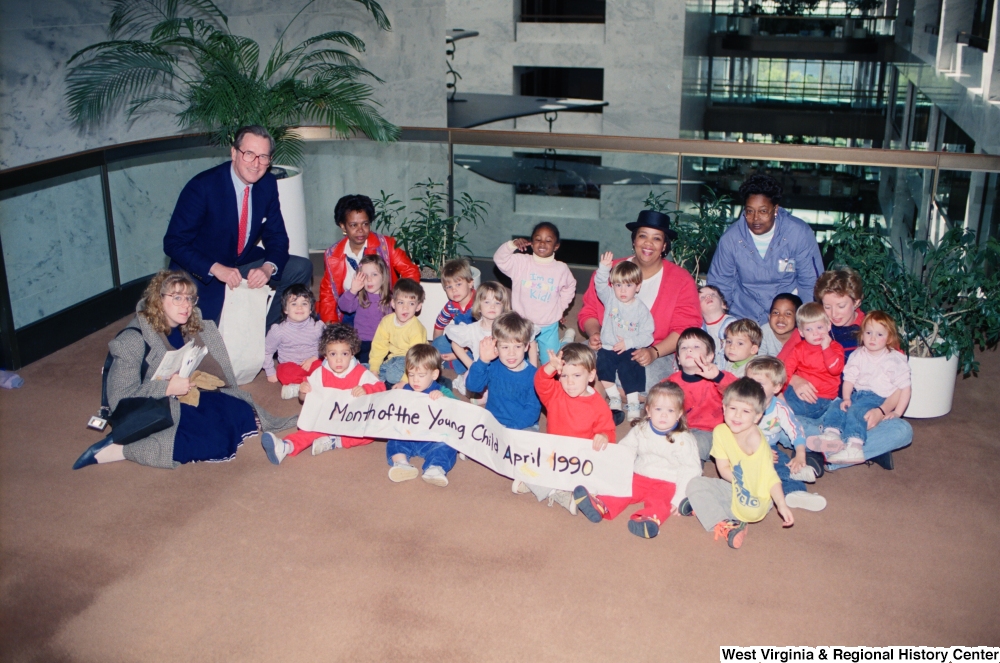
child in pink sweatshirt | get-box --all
[493,222,577,360]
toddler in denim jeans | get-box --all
[781,302,844,419]
[818,311,911,466]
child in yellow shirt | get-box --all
[369,279,427,385]
[680,377,794,549]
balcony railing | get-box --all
[2,127,999,369]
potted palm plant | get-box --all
[373,181,489,334]
[65,0,400,257]
[829,218,1000,417]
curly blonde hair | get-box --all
[140,270,204,337]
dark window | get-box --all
[971,0,994,44]
[513,152,601,199]
[520,0,605,23]
[513,235,600,266]
[941,116,975,153]
[518,67,604,106]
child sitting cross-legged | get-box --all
[430,259,477,373]
[262,284,325,399]
[525,343,616,514]
[464,311,541,432]
[745,357,827,511]
[369,278,427,386]
[594,251,655,422]
[680,378,795,549]
[817,311,912,465]
[666,328,738,463]
[386,344,458,487]
[700,284,737,367]
[261,324,385,464]
[720,318,762,377]
[782,302,845,419]
[444,282,511,396]
[573,382,703,539]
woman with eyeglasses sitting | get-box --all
[73,270,297,469]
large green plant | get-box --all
[373,181,489,277]
[644,186,734,280]
[66,0,400,165]
[829,218,1000,376]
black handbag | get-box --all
[91,329,174,445]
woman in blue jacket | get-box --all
[707,174,824,325]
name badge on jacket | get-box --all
[777,258,796,273]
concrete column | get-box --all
[936,0,974,73]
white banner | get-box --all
[297,389,636,496]
[219,280,274,385]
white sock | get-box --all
[626,392,640,405]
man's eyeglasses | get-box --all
[163,294,199,306]
[236,148,272,166]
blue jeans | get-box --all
[774,454,806,495]
[799,416,913,471]
[596,348,646,395]
[432,334,467,375]
[821,390,885,443]
[378,356,406,385]
[783,388,836,419]
[386,440,457,473]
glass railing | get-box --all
[2,127,999,368]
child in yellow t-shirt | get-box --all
[680,377,794,549]
[369,279,427,386]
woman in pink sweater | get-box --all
[493,222,577,359]
[578,210,702,391]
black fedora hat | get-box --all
[625,209,678,240]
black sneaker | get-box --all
[628,517,660,539]
[867,451,894,470]
[805,450,826,479]
[612,409,626,426]
[677,498,694,517]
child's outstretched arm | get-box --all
[770,483,795,528]
[544,349,564,375]
[714,457,734,483]
[493,239,528,277]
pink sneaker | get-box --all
[806,432,844,454]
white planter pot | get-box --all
[903,354,959,419]
[416,266,481,341]
[274,165,309,258]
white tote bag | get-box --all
[218,280,275,385]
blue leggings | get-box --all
[536,322,563,361]
[386,440,457,473]
[432,334,467,375]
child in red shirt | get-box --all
[666,327,737,463]
[261,325,385,464]
[524,343,616,514]
[781,302,845,420]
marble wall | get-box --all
[444,0,689,139]
[0,0,447,169]
[0,168,113,328]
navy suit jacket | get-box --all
[163,161,290,322]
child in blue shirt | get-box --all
[745,356,827,511]
[386,344,458,487]
[464,311,541,431]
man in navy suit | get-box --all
[163,125,312,329]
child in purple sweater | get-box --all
[493,222,577,360]
[337,254,392,365]
[263,284,325,399]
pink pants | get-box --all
[275,359,323,385]
[599,474,677,525]
[283,430,374,457]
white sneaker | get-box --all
[421,465,449,487]
[547,489,578,516]
[788,464,817,483]
[785,491,827,511]
[452,373,467,396]
[280,383,300,400]
[388,461,419,482]
[311,436,339,456]
[261,432,287,465]
[458,453,467,461]
[626,402,642,422]
[560,327,576,344]
[826,443,865,465]
[608,396,623,412]
[512,479,532,494]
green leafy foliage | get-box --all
[829,218,1000,376]
[644,186,734,280]
[66,0,400,165]
[373,181,489,277]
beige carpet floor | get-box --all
[2,292,999,661]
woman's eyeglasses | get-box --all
[163,294,198,306]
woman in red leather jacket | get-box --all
[317,194,420,323]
